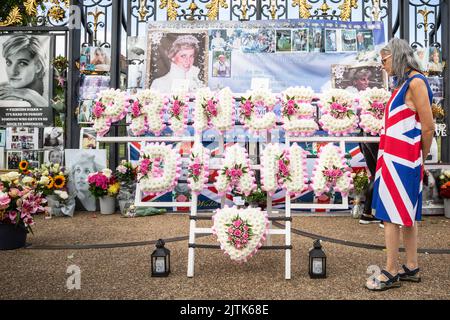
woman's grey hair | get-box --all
[167,35,200,60]
[381,38,422,87]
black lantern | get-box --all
[309,239,326,278]
[151,239,170,277]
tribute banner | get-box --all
[146,19,386,93]
[0,107,53,127]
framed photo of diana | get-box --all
[0,33,53,108]
[147,30,208,94]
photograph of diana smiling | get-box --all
[0,34,51,108]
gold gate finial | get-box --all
[88,8,105,44]
[339,0,358,21]
[292,0,312,19]
[418,7,433,33]
[160,0,180,20]
[240,0,248,20]
[138,0,149,21]
[206,0,228,20]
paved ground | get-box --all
[1,212,449,300]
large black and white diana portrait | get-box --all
[147,31,207,94]
[0,34,51,108]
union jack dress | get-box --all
[372,74,433,227]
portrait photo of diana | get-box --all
[0,34,51,108]
[147,31,207,94]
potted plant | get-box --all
[88,169,120,215]
[244,186,268,210]
[115,160,137,214]
[31,162,75,217]
[437,170,450,218]
[350,169,369,219]
[0,171,48,250]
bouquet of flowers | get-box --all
[32,162,75,217]
[88,169,120,198]
[115,160,138,214]
[32,162,69,196]
[352,169,370,196]
[225,215,254,250]
[359,88,390,135]
[437,170,450,198]
[243,186,267,209]
[0,171,48,233]
[115,160,137,185]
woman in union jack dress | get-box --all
[366,38,434,291]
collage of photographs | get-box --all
[77,42,113,125]
[414,45,446,74]
[0,127,65,170]
[205,27,375,81]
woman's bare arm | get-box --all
[408,78,435,163]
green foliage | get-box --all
[353,170,369,195]
[244,187,267,205]
[0,1,44,26]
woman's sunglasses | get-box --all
[381,54,392,65]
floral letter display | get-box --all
[261,143,308,196]
[359,88,390,135]
[280,86,319,136]
[129,98,147,136]
[141,90,166,136]
[312,143,354,197]
[319,89,359,136]
[93,89,130,137]
[194,87,234,133]
[239,88,277,134]
[215,144,256,196]
[165,95,189,135]
[137,143,181,197]
[212,206,269,263]
[187,143,210,194]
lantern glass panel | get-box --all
[154,256,166,273]
[312,258,324,275]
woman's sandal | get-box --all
[398,265,421,283]
[365,270,402,291]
